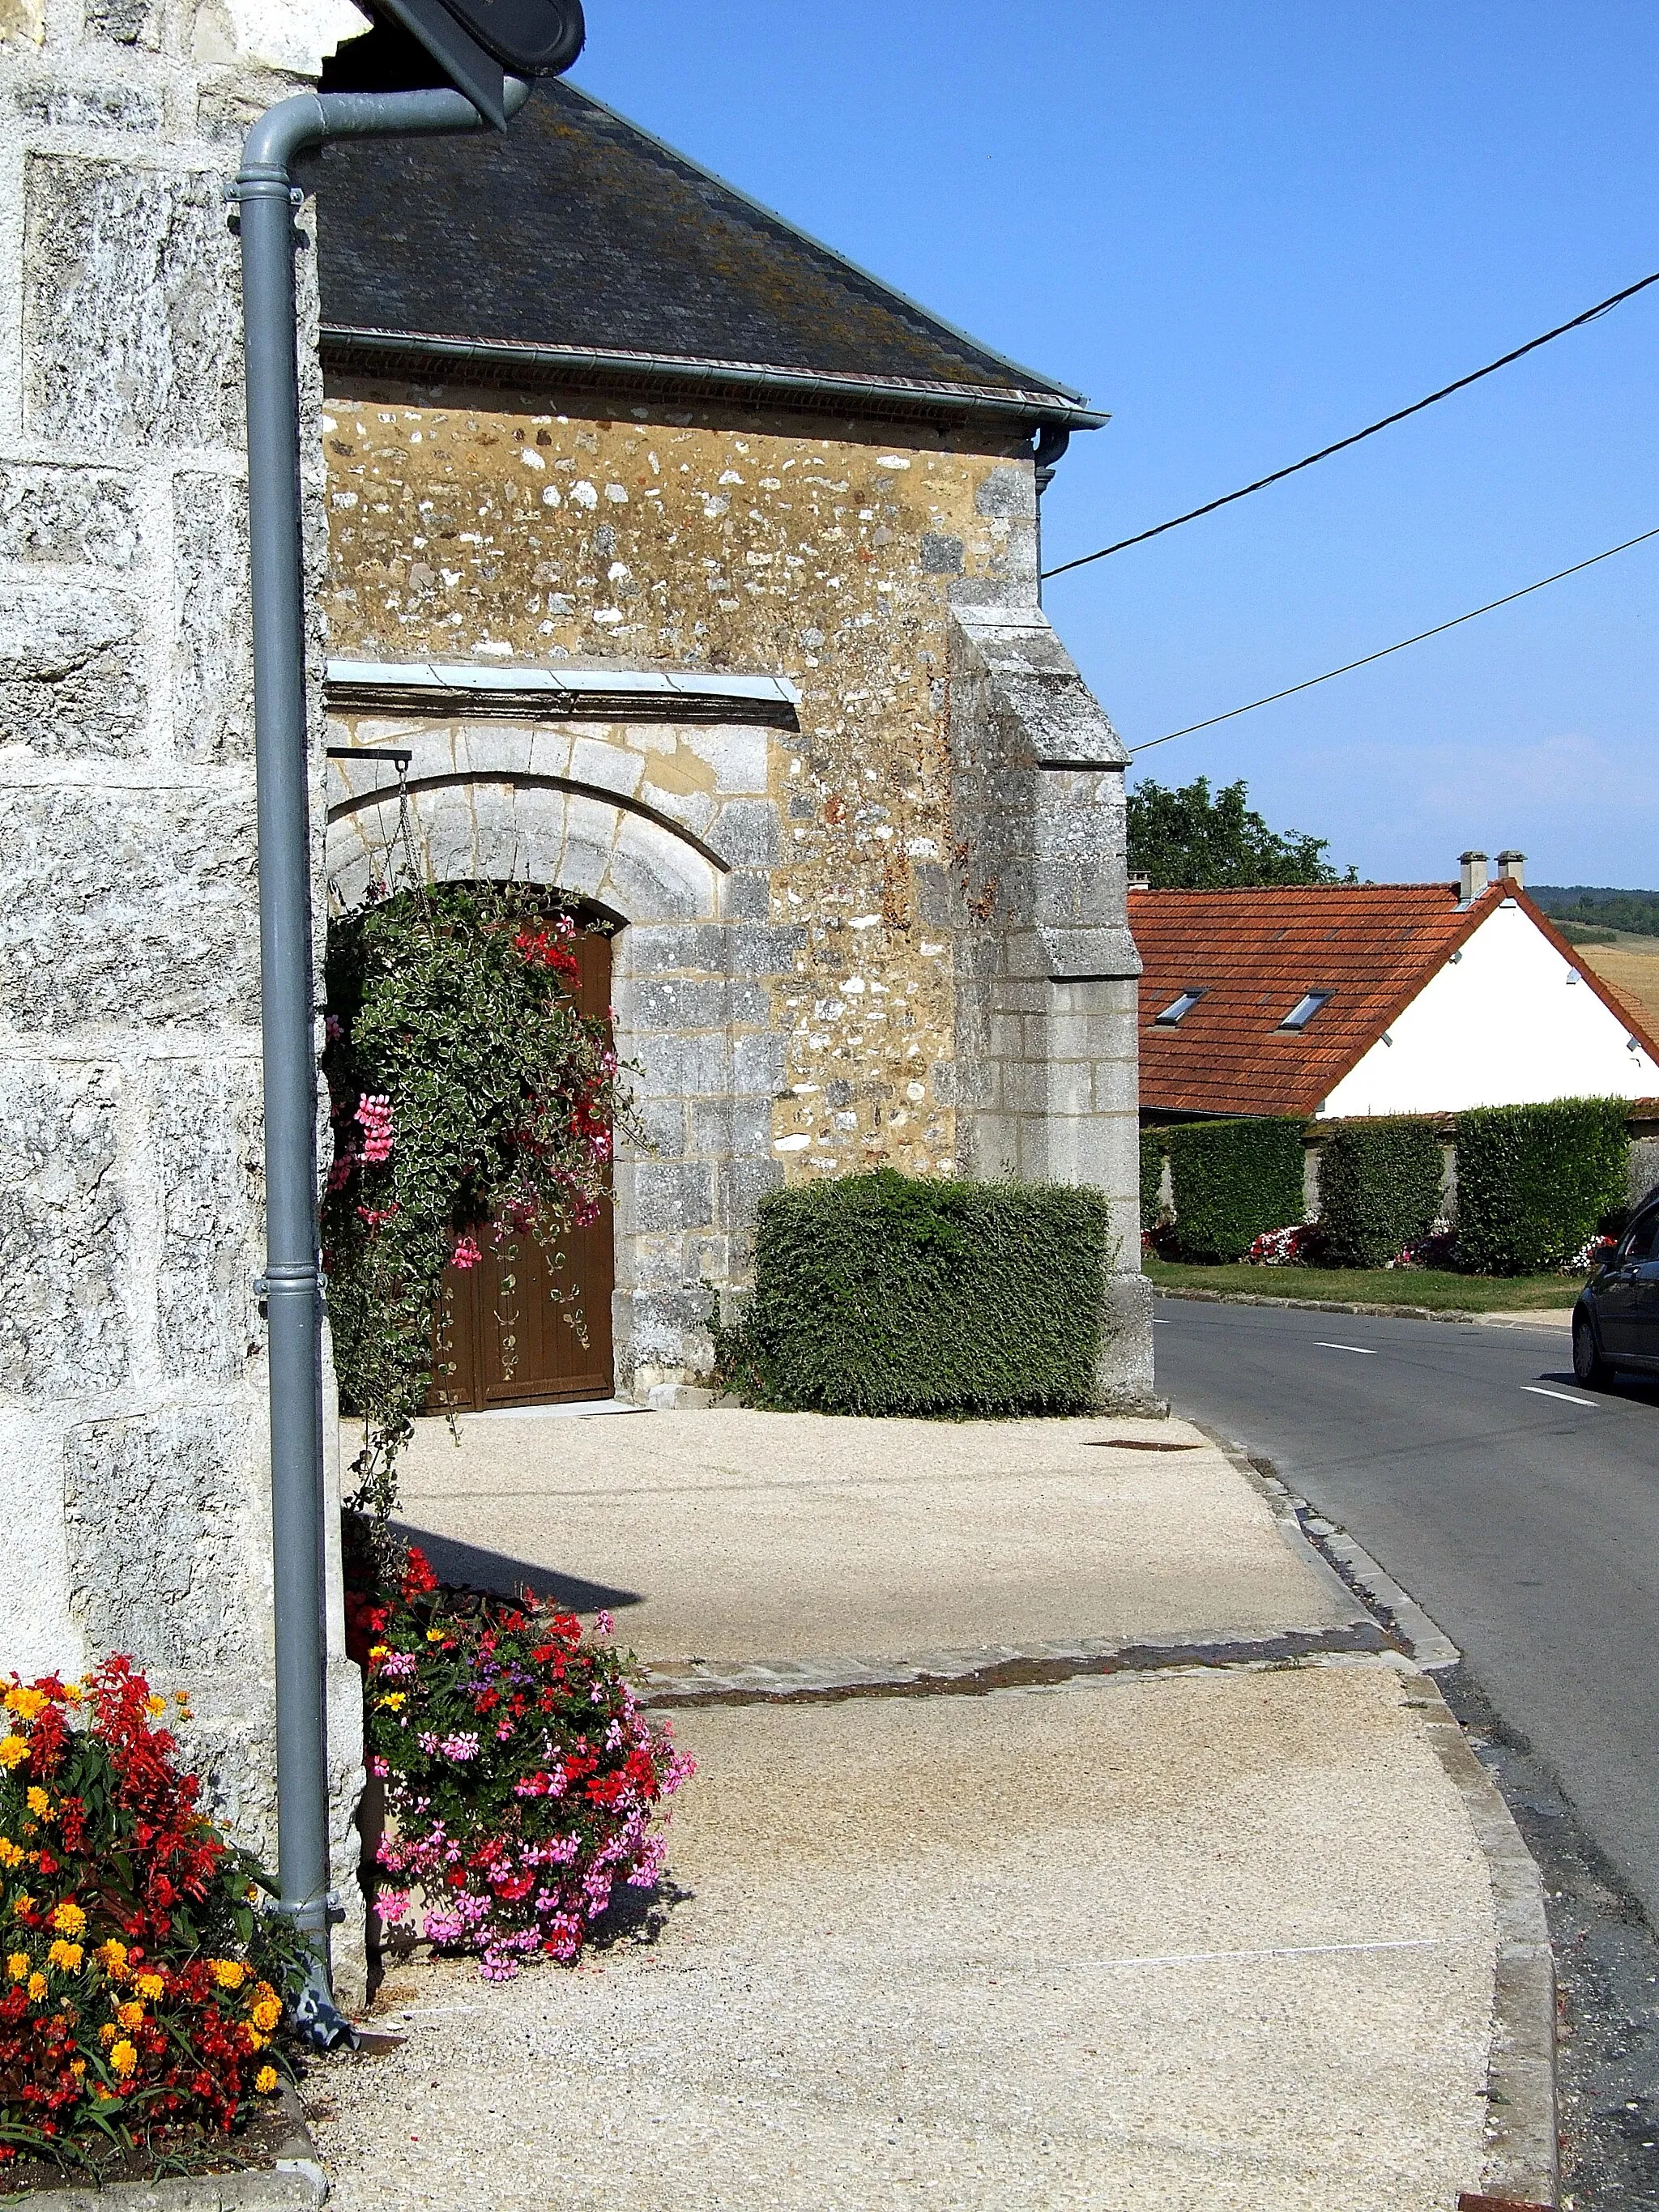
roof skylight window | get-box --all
[1155,991,1205,1026]
[1279,991,1333,1032]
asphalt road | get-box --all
[1154,1295,1659,1925]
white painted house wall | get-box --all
[1320,898,1659,1118]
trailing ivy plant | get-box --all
[322,884,638,1520]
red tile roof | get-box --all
[1132,881,1659,1119]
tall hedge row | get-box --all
[1316,1119,1447,1268]
[1164,1119,1305,1262]
[1453,1097,1630,1275]
[717,1169,1118,1416]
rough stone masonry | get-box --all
[0,0,1152,2003]
[0,0,372,2001]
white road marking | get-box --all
[1315,1342,1377,1356]
[1152,1319,1172,1327]
[1073,1936,1467,1971]
[1522,1384,1598,1409]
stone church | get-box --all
[0,0,1148,1988]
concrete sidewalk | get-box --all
[313,1409,1550,2212]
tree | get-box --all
[1127,775,1353,889]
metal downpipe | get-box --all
[235,75,529,2033]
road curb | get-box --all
[1422,1686,1561,2210]
[1154,1285,1573,1328]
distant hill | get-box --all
[1530,885,1659,940]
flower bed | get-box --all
[0,1660,302,2177]
[348,1536,692,1983]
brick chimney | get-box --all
[1495,850,1526,889]
[1459,850,1490,905]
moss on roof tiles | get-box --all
[316,80,1086,407]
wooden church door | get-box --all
[429,927,616,1413]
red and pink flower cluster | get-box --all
[348,1548,690,1983]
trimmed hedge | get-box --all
[716,1169,1117,1416]
[1454,1097,1630,1275]
[1316,1118,1446,1268]
[1140,1127,1170,1231]
[1165,1119,1305,1262]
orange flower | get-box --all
[109,2039,137,2077]
[250,1997,282,2034]
[0,1839,23,1870]
[25,1788,49,1818]
[50,1903,86,1938]
[117,2001,145,2032]
[26,1973,45,2002]
[134,1971,164,2002]
[46,1940,83,1973]
[254,2065,279,2095]
[5,1952,26,1982]
[210,1959,247,1990]
[97,2023,116,2046]
[96,1940,129,1978]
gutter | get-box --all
[319,323,1111,437]
[232,71,533,2041]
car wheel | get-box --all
[1573,1316,1612,1388]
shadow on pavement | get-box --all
[388,1521,643,1615]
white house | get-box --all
[1132,851,1659,1123]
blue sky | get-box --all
[574,2,1659,888]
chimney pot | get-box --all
[1128,873,1151,893]
[1496,849,1526,889]
[1459,850,1490,904]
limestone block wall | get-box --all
[0,0,369,2000]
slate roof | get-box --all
[1132,881,1659,1119]
[314,79,1101,431]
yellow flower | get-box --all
[117,2001,145,2031]
[109,2039,137,2077]
[251,1997,282,2033]
[97,2022,116,2046]
[51,1903,86,1937]
[0,1839,23,1870]
[25,1788,49,1818]
[146,1696,167,1716]
[26,1973,45,2001]
[377,1692,406,1710]
[368,1645,389,1664]
[134,1971,164,2001]
[69,2058,86,2079]
[2,1688,46,1721]
[0,1737,29,1770]
[254,2065,279,2095]
[426,1628,446,1643]
[245,2028,267,2052]
[211,1958,247,1990]
[96,1940,128,1977]
[46,1941,83,1973]
[62,1684,83,1705]
[13,1894,33,1917]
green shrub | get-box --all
[1453,1097,1631,1275]
[716,1170,1117,1416]
[1165,1119,1306,1262]
[1140,1128,1170,1231]
[1316,1118,1446,1268]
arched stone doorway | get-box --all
[323,678,792,1403]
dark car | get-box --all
[1574,1188,1659,1385]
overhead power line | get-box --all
[1127,524,1659,756]
[1045,268,1659,582]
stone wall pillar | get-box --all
[0,0,371,2003]
[949,578,1154,1410]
